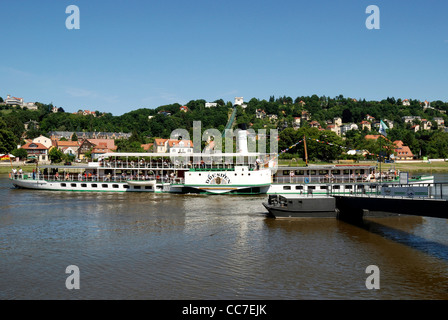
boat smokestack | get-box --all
[237,123,248,154]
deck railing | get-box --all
[9,173,185,184]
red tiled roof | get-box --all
[168,139,193,147]
[21,142,48,150]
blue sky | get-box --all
[1,0,447,115]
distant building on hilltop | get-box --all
[3,94,38,110]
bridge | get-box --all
[333,182,448,220]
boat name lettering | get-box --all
[205,173,231,185]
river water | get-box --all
[1,173,448,300]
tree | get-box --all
[11,148,28,160]
[71,132,78,141]
[49,147,64,163]
[0,118,17,154]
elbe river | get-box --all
[1,173,448,300]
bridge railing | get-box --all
[329,182,448,200]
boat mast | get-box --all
[303,135,308,166]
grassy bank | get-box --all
[0,164,37,174]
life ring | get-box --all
[305,177,310,184]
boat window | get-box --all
[283,170,289,176]
[61,183,66,187]
[102,184,108,188]
[283,186,291,190]
[310,170,316,175]
[319,170,328,175]
[81,184,87,188]
[113,184,119,188]
[295,170,305,175]
[333,170,341,175]
[333,185,340,189]
[92,184,97,188]
[71,183,77,187]
[134,186,141,189]
[308,186,316,190]
[295,186,303,190]
[123,185,129,189]
[145,186,152,190]
[345,185,352,189]
[320,186,328,189]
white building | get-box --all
[5,95,23,106]
[205,102,218,108]
[234,97,247,108]
[341,123,358,135]
[168,139,193,154]
[32,135,52,149]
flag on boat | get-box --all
[378,120,388,137]
[1,154,11,160]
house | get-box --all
[255,109,266,119]
[267,114,278,122]
[383,119,394,129]
[24,102,38,110]
[309,121,321,129]
[205,102,218,108]
[422,100,432,110]
[360,120,371,131]
[402,116,421,124]
[293,117,301,127]
[434,117,445,127]
[340,123,358,135]
[91,142,111,159]
[32,135,52,149]
[326,124,341,136]
[394,140,414,160]
[62,147,78,158]
[154,138,169,153]
[301,110,311,121]
[24,120,40,131]
[234,97,244,106]
[421,119,432,130]
[411,124,420,132]
[141,143,154,152]
[168,139,193,154]
[333,117,342,126]
[365,114,375,122]
[158,111,171,116]
[55,140,80,154]
[298,100,306,106]
[180,106,189,112]
[21,142,49,162]
[402,99,410,106]
[76,139,116,160]
[5,95,24,106]
[77,139,96,160]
